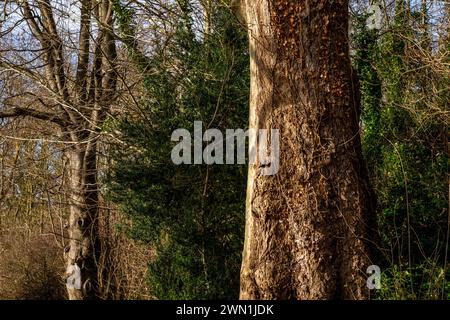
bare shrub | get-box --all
[0,232,66,300]
[97,207,155,300]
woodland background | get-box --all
[0,0,449,299]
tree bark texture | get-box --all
[64,141,101,300]
[240,0,373,300]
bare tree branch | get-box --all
[75,0,92,103]
[0,106,66,126]
[36,0,70,102]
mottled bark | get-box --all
[240,0,372,300]
[65,142,100,300]
[63,0,116,296]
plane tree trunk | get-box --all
[240,0,373,300]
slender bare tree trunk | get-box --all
[240,0,372,300]
[0,0,117,299]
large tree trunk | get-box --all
[65,140,101,300]
[240,0,373,299]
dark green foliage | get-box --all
[108,1,249,299]
[353,3,450,299]
[353,14,382,171]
